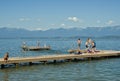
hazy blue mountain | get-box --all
[0,26,120,38]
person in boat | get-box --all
[91,40,96,53]
[77,38,82,49]
[4,52,9,63]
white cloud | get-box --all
[34,28,42,30]
[68,17,80,22]
[60,23,65,27]
[37,19,41,21]
[106,20,114,25]
[27,27,47,31]
[19,18,31,22]
[97,20,101,23]
[51,24,55,26]
[19,18,24,21]
[7,24,12,26]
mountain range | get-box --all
[0,26,120,38]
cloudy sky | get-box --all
[0,0,120,30]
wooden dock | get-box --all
[22,46,51,51]
[0,50,120,68]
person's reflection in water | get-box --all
[3,70,9,81]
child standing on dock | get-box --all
[37,40,40,47]
[85,39,89,49]
[91,40,96,53]
[77,38,82,49]
[4,52,9,63]
[22,41,26,47]
[85,38,92,53]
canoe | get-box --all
[22,46,51,51]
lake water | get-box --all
[0,37,120,81]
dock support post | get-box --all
[53,60,56,63]
[1,64,4,69]
[43,61,47,64]
[14,63,19,68]
[40,61,47,64]
[88,57,91,61]
[65,59,72,62]
[29,62,32,65]
[74,58,78,61]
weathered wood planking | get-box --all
[0,50,120,65]
[22,46,51,51]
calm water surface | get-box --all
[0,37,120,81]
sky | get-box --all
[0,0,120,30]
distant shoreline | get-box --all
[0,35,120,39]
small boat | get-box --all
[22,45,51,51]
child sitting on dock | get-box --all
[4,52,9,63]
